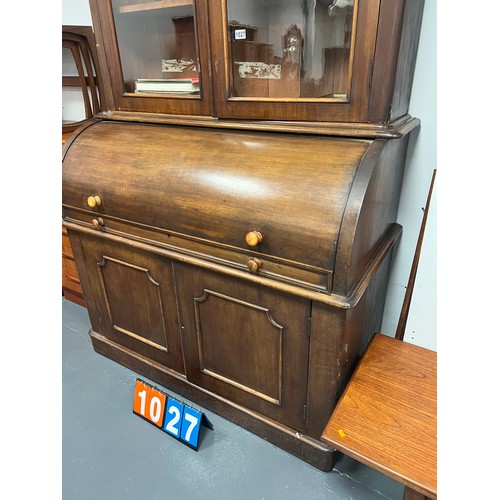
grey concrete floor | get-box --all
[62,297,404,500]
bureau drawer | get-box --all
[62,226,84,296]
[62,207,333,292]
[62,255,83,294]
[62,238,76,261]
[62,227,73,256]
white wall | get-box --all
[62,0,93,24]
[380,0,437,350]
[62,0,437,351]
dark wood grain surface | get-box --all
[61,0,426,472]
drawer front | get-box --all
[63,207,333,292]
[62,257,83,294]
[62,229,74,258]
[62,227,83,294]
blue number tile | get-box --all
[163,397,184,438]
[180,406,202,448]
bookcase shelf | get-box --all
[119,0,192,14]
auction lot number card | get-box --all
[133,378,212,450]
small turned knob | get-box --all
[246,258,262,273]
[245,231,263,247]
[87,195,102,208]
[92,217,104,229]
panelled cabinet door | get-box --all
[174,263,311,432]
[90,0,214,116]
[69,232,185,374]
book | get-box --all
[135,78,200,94]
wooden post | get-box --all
[395,169,436,341]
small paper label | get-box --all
[161,58,196,73]
[237,62,281,80]
[235,29,246,40]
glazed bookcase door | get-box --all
[209,0,380,122]
[90,0,214,115]
[175,263,311,432]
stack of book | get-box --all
[135,78,200,94]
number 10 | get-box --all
[133,380,166,428]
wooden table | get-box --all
[321,333,437,500]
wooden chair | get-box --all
[62,25,103,133]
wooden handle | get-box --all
[246,258,262,273]
[87,195,102,208]
[245,231,263,247]
[92,217,104,229]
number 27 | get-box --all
[164,398,200,445]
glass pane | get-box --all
[62,46,79,76]
[112,0,200,95]
[62,47,87,123]
[226,0,355,99]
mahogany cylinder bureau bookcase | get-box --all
[62,0,425,471]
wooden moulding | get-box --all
[94,111,420,139]
[118,0,193,14]
[88,329,337,472]
[62,219,401,310]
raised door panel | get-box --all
[68,231,185,374]
[175,263,311,432]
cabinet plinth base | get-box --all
[89,330,336,472]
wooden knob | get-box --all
[87,195,102,208]
[92,217,104,229]
[246,258,262,273]
[245,231,263,247]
